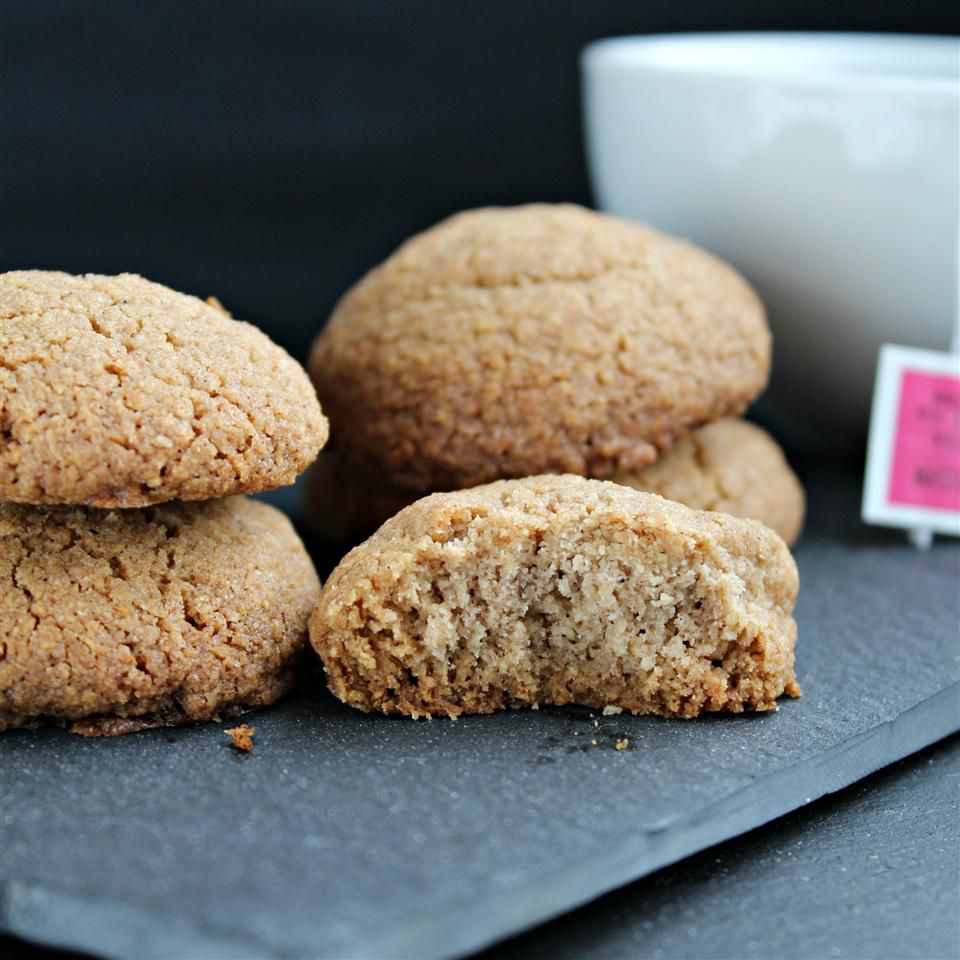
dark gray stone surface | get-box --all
[4,738,957,960]
[1,470,958,960]
[481,735,960,960]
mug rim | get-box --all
[582,32,959,92]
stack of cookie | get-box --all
[0,271,328,734]
[306,204,803,719]
[307,204,803,544]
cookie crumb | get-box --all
[205,295,231,317]
[602,705,623,716]
[615,738,629,751]
[225,725,255,752]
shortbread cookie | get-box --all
[309,475,799,719]
[616,419,805,545]
[309,204,770,495]
[0,497,320,734]
[1,271,328,506]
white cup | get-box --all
[582,33,959,447]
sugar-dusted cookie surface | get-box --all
[1,271,328,506]
[0,497,320,734]
[309,204,770,494]
[616,418,805,545]
[310,475,799,719]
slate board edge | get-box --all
[3,685,959,960]
[361,683,960,960]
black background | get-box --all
[3,1,959,364]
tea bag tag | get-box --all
[862,343,960,547]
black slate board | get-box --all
[1,470,958,960]
[481,735,960,960]
[5,744,958,960]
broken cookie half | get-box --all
[310,475,799,719]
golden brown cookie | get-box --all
[1,271,328,507]
[309,204,770,495]
[0,497,321,734]
[309,475,799,719]
[614,419,805,545]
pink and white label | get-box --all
[888,369,960,511]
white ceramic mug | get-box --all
[582,33,959,446]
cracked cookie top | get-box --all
[0,496,320,733]
[0,271,328,507]
[309,204,770,493]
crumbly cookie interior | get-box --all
[317,487,798,719]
